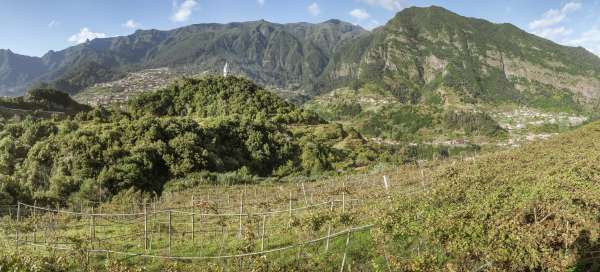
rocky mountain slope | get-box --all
[323,6,600,111]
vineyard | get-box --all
[0,160,444,271]
[3,119,600,271]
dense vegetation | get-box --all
[0,76,451,207]
[443,110,507,137]
[3,108,600,271]
[376,120,600,271]
[0,88,90,113]
[304,85,509,145]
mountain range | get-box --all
[2,6,600,112]
[0,19,366,98]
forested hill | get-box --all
[0,76,422,206]
[0,88,90,118]
[128,76,322,124]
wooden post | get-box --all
[383,176,389,192]
[421,169,426,190]
[325,225,331,252]
[44,205,48,245]
[168,210,172,256]
[191,196,195,243]
[238,192,244,238]
[301,183,307,206]
[342,192,346,213]
[33,200,37,244]
[16,203,20,251]
[288,191,293,227]
[90,206,95,251]
[340,230,352,272]
[157,203,161,235]
[330,198,334,212]
[261,215,266,251]
[144,204,148,251]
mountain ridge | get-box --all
[2,6,600,114]
[321,6,600,111]
[0,19,367,97]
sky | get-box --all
[1,0,600,57]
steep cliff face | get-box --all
[324,6,600,111]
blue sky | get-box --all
[1,0,600,56]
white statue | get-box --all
[223,62,229,77]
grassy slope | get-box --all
[379,120,600,271]
[3,110,600,271]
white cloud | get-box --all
[535,26,573,40]
[48,20,59,28]
[68,28,107,44]
[529,2,581,30]
[257,0,265,6]
[308,3,321,16]
[360,0,408,11]
[171,0,198,22]
[350,9,370,21]
[122,19,140,29]
[529,2,582,40]
[565,27,600,56]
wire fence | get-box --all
[0,164,448,269]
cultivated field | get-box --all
[0,160,448,271]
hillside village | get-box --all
[74,68,181,106]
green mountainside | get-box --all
[324,6,600,111]
[0,76,464,205]
[0,20,366,98]
[3,79,600,271]
[305,6,599,146]
[3,6,600,113]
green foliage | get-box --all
[0,76,417,205]
[357,105,434,141]
[0,88,91,115]
[443,110,507,137]
[129,76,321,124]
[376,120,600,271]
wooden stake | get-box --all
[33,200,37,244]
[301,183,307,205]
[261,215,266,251]
[16,203,20,251]
[238,192,244,238]
[330,199,334,212]
[383,176,389,192]
[144,204,148,251]
[191,196,195,243]
[421,169,426,190]
[168,210,172,256]
[340,230,352,272]
[288,191,293,227]
[342,192,346,213]
[325,225,331,252]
